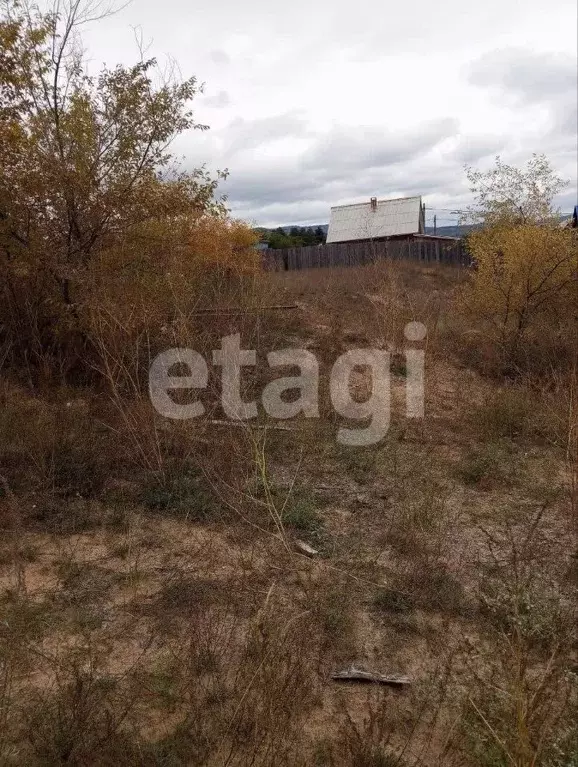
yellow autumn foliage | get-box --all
[0,2,260,383]
[461,224,577,371]
[85,215,260,343]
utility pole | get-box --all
[433,214,437,235]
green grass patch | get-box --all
[141,467,219,521]
[456,442,519,489]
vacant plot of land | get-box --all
[0,261,576,766]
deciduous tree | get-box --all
[465,154,567,227]
[461,155,576,373]
[0,0,256,377]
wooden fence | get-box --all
[264,235,470,271]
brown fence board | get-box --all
[265,236,471,272]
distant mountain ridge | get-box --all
[424,224,478,237]
[264,223,469,237]
[263,215,572,239]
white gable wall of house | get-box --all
[326,196,424,244]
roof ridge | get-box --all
[330,195,422,211]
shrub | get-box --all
[140,466,219,521]
[455,155,576,379]
[281,494,320,534]
[0,2,259,386]
[471,387,534,441]
[459,224,576,376]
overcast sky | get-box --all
[83,0,577,227]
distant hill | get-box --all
[257,224,328,235]
[426,215,573,237]
[424,224,478,237]
[281,224,328,235]
[261,215,572,240]
[264,223,470,237]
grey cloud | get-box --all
[208,50,231,66]
[219,118,484,225]
[468,48,577,104]
[223,112,311,155]
[450,134,506,165]
[549,94,578,147]
[341,160,468,202]
[202,89,231,108]
[207,101,573,225]
[81,0,576,227]
[302,118,459,179]
[223,167,314,207]
[232,199,332,228]
[557,102,578,136]
[464,48,576,205]
[468,48,577,172]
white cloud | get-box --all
[79,0,577,225]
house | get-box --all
[263,193,468,271]
[326,195,425,244]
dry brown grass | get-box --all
[0,259,576,765]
